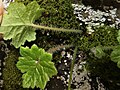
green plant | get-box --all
[68,46,77,90]
[16,44,57,89]
[2,1,119,90]
[110,30,120,68]
[91,46,105,59]
[110,46,120,68]
[91,27,120,69]
[0,1,81,48]
[0,1,82,89]
[2,47,25,90]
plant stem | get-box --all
[91,45,120,52]
[68,46,77,90]
[101,45,120,50]
[31,24,82,33]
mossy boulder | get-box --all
[2,0,120,90]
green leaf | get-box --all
[0,1,43,48]
[110,46,120,69]
[111,46,120,63]
[16,44,57,89]
[91,46,105,59]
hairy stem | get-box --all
[100,45,120,50]
[31,24,82,33]
[68,46,77,90]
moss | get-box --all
[15,0,81,29]
[2,47,28,90]
[39,0,81,29]
[16,0,81,29]
[3,0,120,89]
[14,0,118,51]
[34,1,119,51]
[75,26,119,51]
[15,0,82,49]
[84,26,120,89]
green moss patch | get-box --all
[2,47,27,90]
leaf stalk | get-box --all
[31,24,82,33]
[68,46,77,90]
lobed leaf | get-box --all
[91,46,105,59]
[0,1,43,48]
[16,44,57,89]
[111,46,120,63]
[110,46,120,69]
